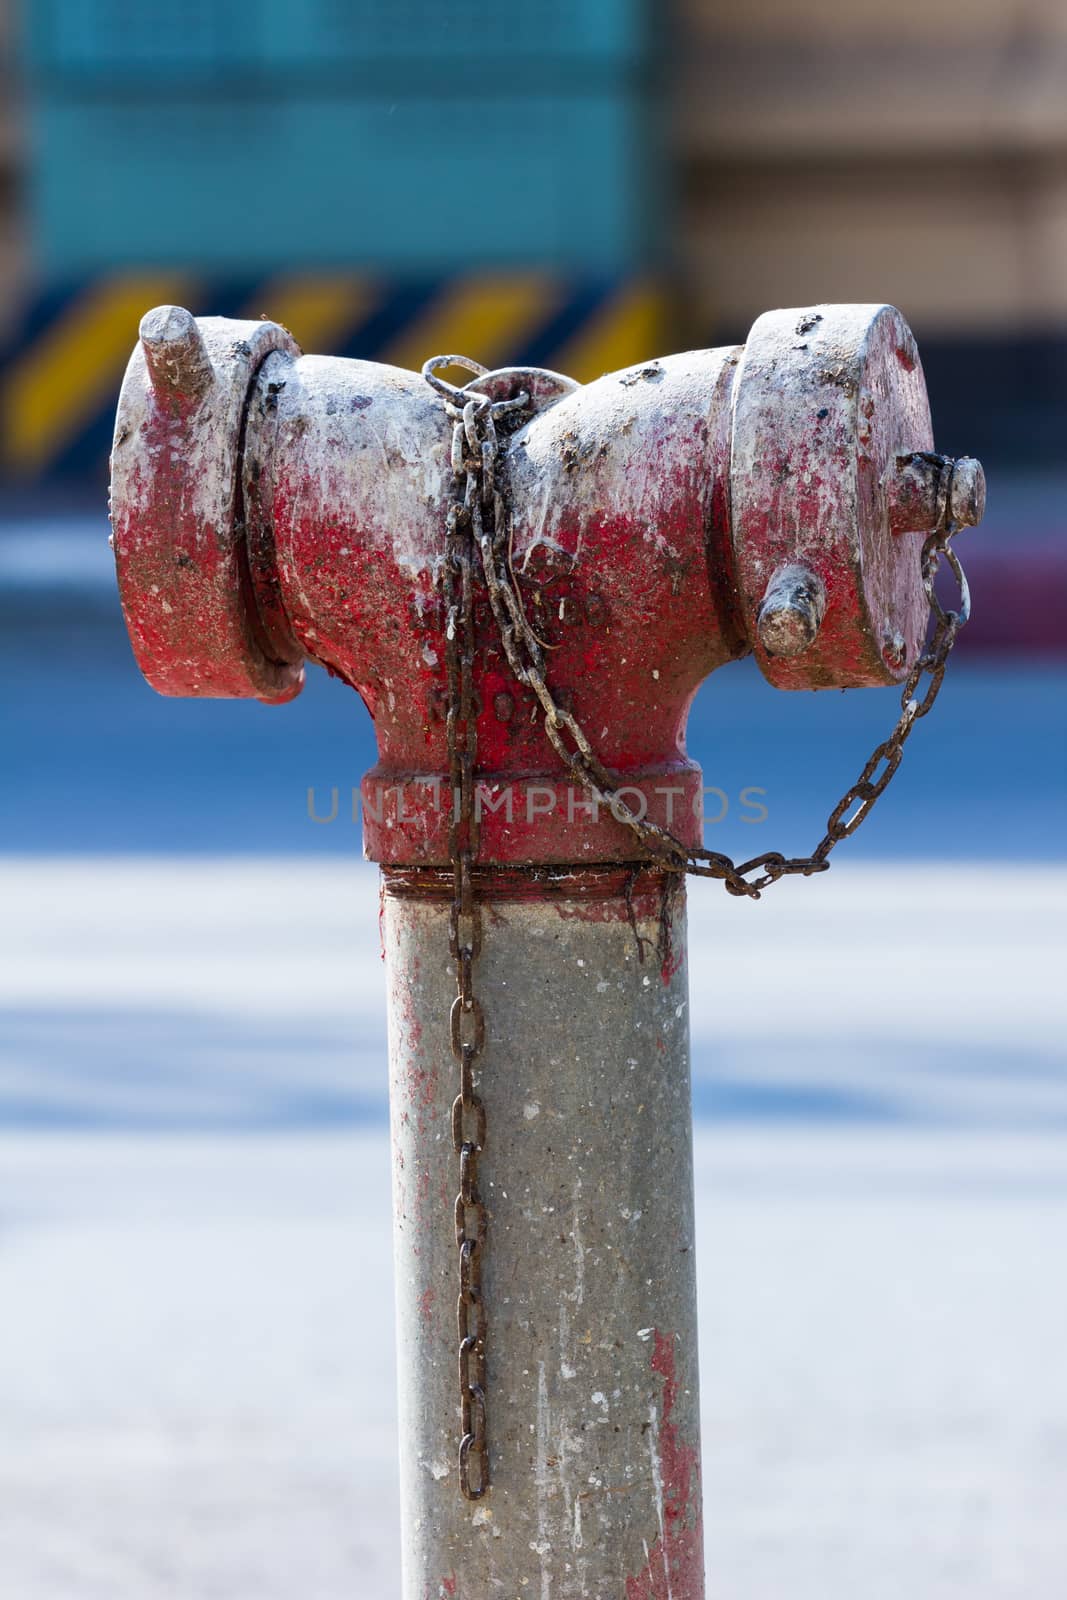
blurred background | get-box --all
[1,3,1065,1598]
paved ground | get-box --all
[1,859,1063,1131]
[0,859,1065,1596]
[2,1130,1066,1600]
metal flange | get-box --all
[730,303,941,689]
[110,307,305,703]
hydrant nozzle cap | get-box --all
[886,452,986,536]
[112,309,304,703]
[948,456,986,529]
[731,303,970,690]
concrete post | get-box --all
[385,869,700,1597]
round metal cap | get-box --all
[111,310,305,703]
[730,304,936,688]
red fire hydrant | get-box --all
[111,302,983,1598]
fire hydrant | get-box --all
[110,302,984,1598]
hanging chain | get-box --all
[477,470,969,899]
[425,353,972,1496]
[432,356,530,1501]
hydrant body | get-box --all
[110,301,981,1598]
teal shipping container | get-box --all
[23,0,659,275]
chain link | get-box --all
[427,352,972,1497]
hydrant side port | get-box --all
[110,309,305,704]
[731,303,935,690]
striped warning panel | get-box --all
[0,275,668,485]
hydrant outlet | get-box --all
[728,303,985,692]
[111,309,305,704]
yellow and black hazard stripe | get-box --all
[0,274,668,484]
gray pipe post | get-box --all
[384,871,701,1597]
[110,303,982,1599]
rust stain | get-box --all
[383,863,671,907]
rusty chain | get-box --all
[425,352,971,1495]
[430,355,530,1501]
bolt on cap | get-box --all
[756,564,827,658]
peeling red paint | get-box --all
[416,1165,432,1215]
[553,890,663,926]
[406,1059,436,1116]
[625,1331,704,1600]
[419,1285,436,1328]
[659,944,684,986]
